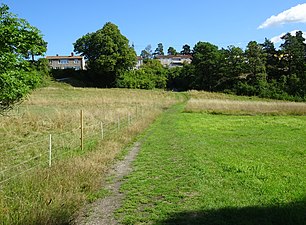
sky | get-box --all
[2,0,306,56]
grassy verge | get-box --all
[186,90,306,115]
[0,82,185,225]
[117,104,306,225]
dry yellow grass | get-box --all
[185,91,306,115]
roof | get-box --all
[46,55,83,60]
[155,54,192,59]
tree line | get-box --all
[73,22,306,101]
[168,33,306,101]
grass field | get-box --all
[1,85,306,225]
[0,82,184,225]
[117,100,306,224]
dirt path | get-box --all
[73,142,142,225]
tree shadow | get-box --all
[155,199,306,225]
[50,69,117,88]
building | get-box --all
[155,55,192,68]
[135,56,143,69]
[135,55,192,69]
[46,53,86,70]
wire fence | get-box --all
[0,107,144,186]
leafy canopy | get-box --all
[0,4,47,111]
[73,22,137,86]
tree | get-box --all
[153,43,164,57]
[167,47,177,55]
[0,4,47,61]
[192,42,221,90]
[262,38,279,81]
[280,31,306,76]
[280,31,306,96]
[140,44,153,60]
[74,22,137,87]
[180,44,191,55]
[245,41,266,76]
[0,4,47,111]
[219,45,246,90]
[237,41,268,96]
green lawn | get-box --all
[117,104,306,225]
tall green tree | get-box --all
[262,38,279,81]
[167,46,177,55]
[140,44,153,60]
[153,43,164,57]
[192,42,221,90]
[180,44,191,55]
[245,41,266,76]
[74,22,136,87]
[219,45,246,90]
[280,31,306,76]
[280,31,306,96]
[237,41,268,96]
[0,4,47,111]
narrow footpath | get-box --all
[73,142,142,225]
[73,102,186,225]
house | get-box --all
[46,53,86,70]
[155,55,192,68]
[135,56,143,69]
[135,55,192,69]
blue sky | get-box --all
[2,0,306,56]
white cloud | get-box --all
[258,3,306,29]
[270,30,306,44]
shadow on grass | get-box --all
[155,199,306,225]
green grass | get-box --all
[117,104,306,225]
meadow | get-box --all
[0,82,184,225]
[1,83,306,225]
[117,94,306,225]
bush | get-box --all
[117,59,167,90]
[0,70,41,111]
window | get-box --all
[59,59,68,64]
[74,59,79,64]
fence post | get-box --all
[80,110,84,151]
[101,121,104,140]
[49,134,52,167]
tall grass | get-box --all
[0,82,184,225]
[185,91,306,115]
